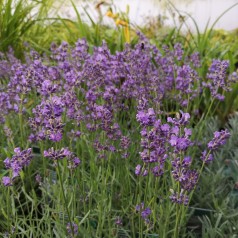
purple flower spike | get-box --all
[44,147,80,169]
[66,222,78,238]
[201,150,214,164]
[2,176,12,186]
[135,164,142,176]
[35,174,42,185]
[67,157,81,170]
[181,170,199,191]
[115,217,123,226]
[44,147,70,161]
[182,156,192,168]
[49,131,63,142]
[167,111,190,126]
[120,136,130,150]
[169,135,191,152]
[203,59,235,100]
[4,158,11,169]
[207,129,230,151]
[135,202,144,212]
[169,189,189,206]
[135,202,151,224]
[141,207,151,219]
[3,148,33,182]
[136,108,156,127]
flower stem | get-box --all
[56,161,74,237]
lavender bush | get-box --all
[0,33,236,237]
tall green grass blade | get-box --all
[82,5,96,27]
[69,0,87,37]
[0,0,37,56]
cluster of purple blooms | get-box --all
[203,60,232,101]
[29,96,65,142]
[136,108,230,205]
[0,33,235,127]
[2,148,33,186]
[0,34,234,219]
[201,129,230,164]
[135,202,152,225]
[44,147,80,169]
[66,222,78,238]
[169,189,189,206]
[207,129,230,151]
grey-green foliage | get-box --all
[223,113,238,159]
[190,114,238,237]
[206,114,238,181]
[199,214,229,238]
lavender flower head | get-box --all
[135,164,142,176]
[66,222,78,238]
[4,148,32,178]
[203,59,232,101]
[2,176,12,187]
[115,217,123,226]
[2,148,33,186]
[169,189,189,206]
[135,202,151,224]
[35,174,42,185]
[167,111,190,126]
[44,147,80,169]
[201,150,214,164]
[136,108,156,127]
[207,129,230,151]
[168,114,192,152]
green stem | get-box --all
[173,204,180,238]
[196,97,215,132]
[184,151,212,229]
[56,161,74,237]
[7,187,10,234]
[19,94,24,147]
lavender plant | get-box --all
[0,33,235,237]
